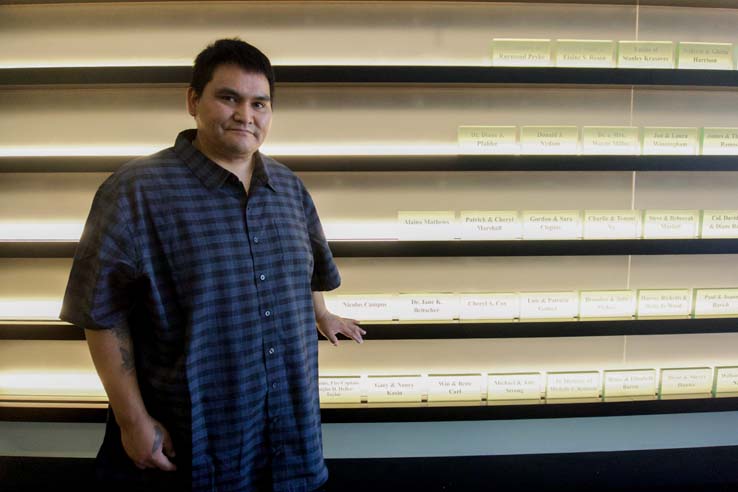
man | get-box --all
[60,38,365,492]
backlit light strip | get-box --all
[0,300,63,321]
[0,370,104,396]
[0,143,461,157]
[0,222,83,241]
[1,221,400,242]
[0,59,488,70]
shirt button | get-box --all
[272,382,278,389]
[268,347,275,355]
[253,237,259,244]
[259,274,266,281]
[265,310,271,317]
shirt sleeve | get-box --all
[59,176,141,331]
[300,180,341,292]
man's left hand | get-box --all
[316,312,366,346]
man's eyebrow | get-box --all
[215,88,271,101]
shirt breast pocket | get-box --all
[274,216,314,281]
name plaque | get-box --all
[642,210,700,239]
[694,288,738,317]
[459,211,521,240]
[546,372,601,399]
[487,373,543,401]
[522,210,582,239]
[492,38,552,67]
[459,292,520,321]
[604,370,657,398]
[617,41,675,69]
[660,367,713,396]
[367,375,424,403]
[319,376,363,404]
[701,128,738,155]
[714,367,738,395]
[397,293,458,321]
[427,374,483,402]
[457,126,518,154]
[642,127,699,155]
[520,126,579,155]
[581,127,640,155]
[519,291,578,320]
[555,39,616,68]
[579,290,635,319]
[583,210,641,239]
[324,294,396,321]
[678,42,734,70]
[637,289,692,318]
[398,211,456,240]
[701,210,738,238]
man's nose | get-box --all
[234,102,255,124]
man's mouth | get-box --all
[227,128,255,136]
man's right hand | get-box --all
[120,414,177,471]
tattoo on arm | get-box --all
[111,325,135,373]
[152,424,163,453]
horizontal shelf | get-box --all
[4,155,738,173]
[1,396,737,423]
[0,322,83,340]
[4,317,738,341]
[4,239,738,258]
[3,0,738,7]
[3,66,738,88]
[332,239,738,257]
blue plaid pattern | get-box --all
[61,129,340,492]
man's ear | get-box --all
[186,87,199,117]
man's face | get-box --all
[186,64,272,163]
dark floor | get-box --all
[3,447,738,492]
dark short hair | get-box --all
[190,38,275,101]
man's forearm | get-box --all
[85,327,148,428]
[312,291,329,322]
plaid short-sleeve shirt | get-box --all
[61,129,340,492]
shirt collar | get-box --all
[174,129,278,193]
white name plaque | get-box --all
[702,128,738,155]
[367,375,423,403]
[637,289,692,318]
[618,41,675,69]
[487,373,543,401]
[660,368,713,396]
[642,127,699,155]
[459,293,520,321]
[520,126,579,155]
[678,42,734,70]
[643,210,700,239]
[324,294,395,321]
[714,367,738,395]
[396,293,458,321]
[520,291,578,320]
[492,39,552,67]
[522,210,582,239]
[581,127,640,155]
[427,374,483,402]
[546,372,601,399]
[694,288,738,317]
[398,211,456,240]
[579,290,635,319]
[555,39,616,68]
[583,210,641,239]
[701,210,738,238]
[604,370,657,398]
[457,126,518,154]
[319,377,363,404]
[459,211,521,240]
